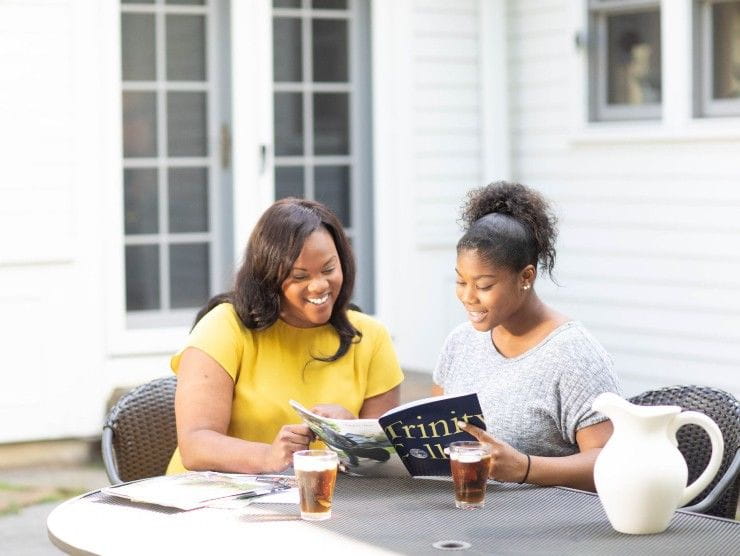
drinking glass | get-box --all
[293,449,339,521]
[449,441,493,509]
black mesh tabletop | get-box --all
[300,477,740,556]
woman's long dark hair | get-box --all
[193,198,360,362]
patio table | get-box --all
[47,476,740,555]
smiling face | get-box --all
[280,227,343,328]
[455,249,533,332]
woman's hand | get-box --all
[310,404,356,420]
[458,422,530,483]
[264,424,313,472]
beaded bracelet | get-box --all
[518,454,531,484]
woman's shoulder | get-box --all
[347,309,387,334]
[194,302,248,336]
[544,321,613,369]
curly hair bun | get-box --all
[459,181,558,279]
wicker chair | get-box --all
[629,385,740,519]
[102,376,178,485]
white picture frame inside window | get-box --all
[696,0,740,117]
[587,0,663,121]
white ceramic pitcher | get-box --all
[592,392,724,534]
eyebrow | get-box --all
[454,268,497,280]
[293,256,338,271]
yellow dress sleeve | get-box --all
[170,303,245,381]
[364,323,404,399]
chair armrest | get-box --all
[102,426,123,485]
[682,448,740,514]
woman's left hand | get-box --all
[310,404,356,420]
[458,422,530,483]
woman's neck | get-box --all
[492,294,568,358]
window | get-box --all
[696,0,740,116]
[120,0,226,328]
[271,0,375,311]
[588,0,662,121]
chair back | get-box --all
[629,385,739,518]
[102,376,177,484]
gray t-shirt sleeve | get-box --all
[556,333,622,444]
[432,331,454,388]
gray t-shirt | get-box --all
[433,321,622,457]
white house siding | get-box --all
[374,0,489,375]
[507,0,740,397]
[0,1,170,443]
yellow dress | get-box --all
[167,303,404,473]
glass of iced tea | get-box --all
[293,449,339,521]
[449,441,493,509]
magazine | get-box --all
[290,392,486,477]
[101,471,296,511]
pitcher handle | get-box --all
[668,411,724,507]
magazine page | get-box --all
[101,472,295,511]
[289,400,405,477]
[377,392,486,477]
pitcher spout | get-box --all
[592,392,632,421]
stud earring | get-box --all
[523,284,531,291]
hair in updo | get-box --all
[458,181,558,279]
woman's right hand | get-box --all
[264,424,313,472]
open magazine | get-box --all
[290,392,486,478]
[101,471,295,511]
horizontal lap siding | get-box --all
[508,1,740,397]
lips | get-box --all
[307,293,330,306]
[467,310,487,323]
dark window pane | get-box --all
[168,167,209,233]
[121,14,156,81]
[274,93,304,155]
[167,92,208,156]
[274,0,301,6]
[313,93,349,154]
[274,18,302,82]
[712,3,740,100]
[170,243,210,308]
[124,168,159,234]
[606,11,661,105]
[166,0,205,5]
[315,165,350,226]
[125,245,160,311]
[166,15,206,81]
[122,92,158,157]
[275,166,304,200]
[313,19,348,82]
[313,0,347,9]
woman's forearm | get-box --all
[526,449,601,492]
[179,429,273,474]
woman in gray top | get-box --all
[433,181,621,491]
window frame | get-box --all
[588,0,663,122]
[695,0,740,117]
[120,0,225,329]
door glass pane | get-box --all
[274,0,301,7]
[606,11,661,105]
[312,19,348,82]
[315,166,350,226]
[168,167,209,233]
[125,245,160,311]
[313,0,347,9]
[712,3,740,100]
[124,168,159,234]
[313,93,349,154]
[275,167,304,200]
[122,92,158,157]
[274,93,304,155]
[274,18,303,82]
[167,92,208,156]
[166,15,206,81]
[170,243,210,308]
[122,14,156,81]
